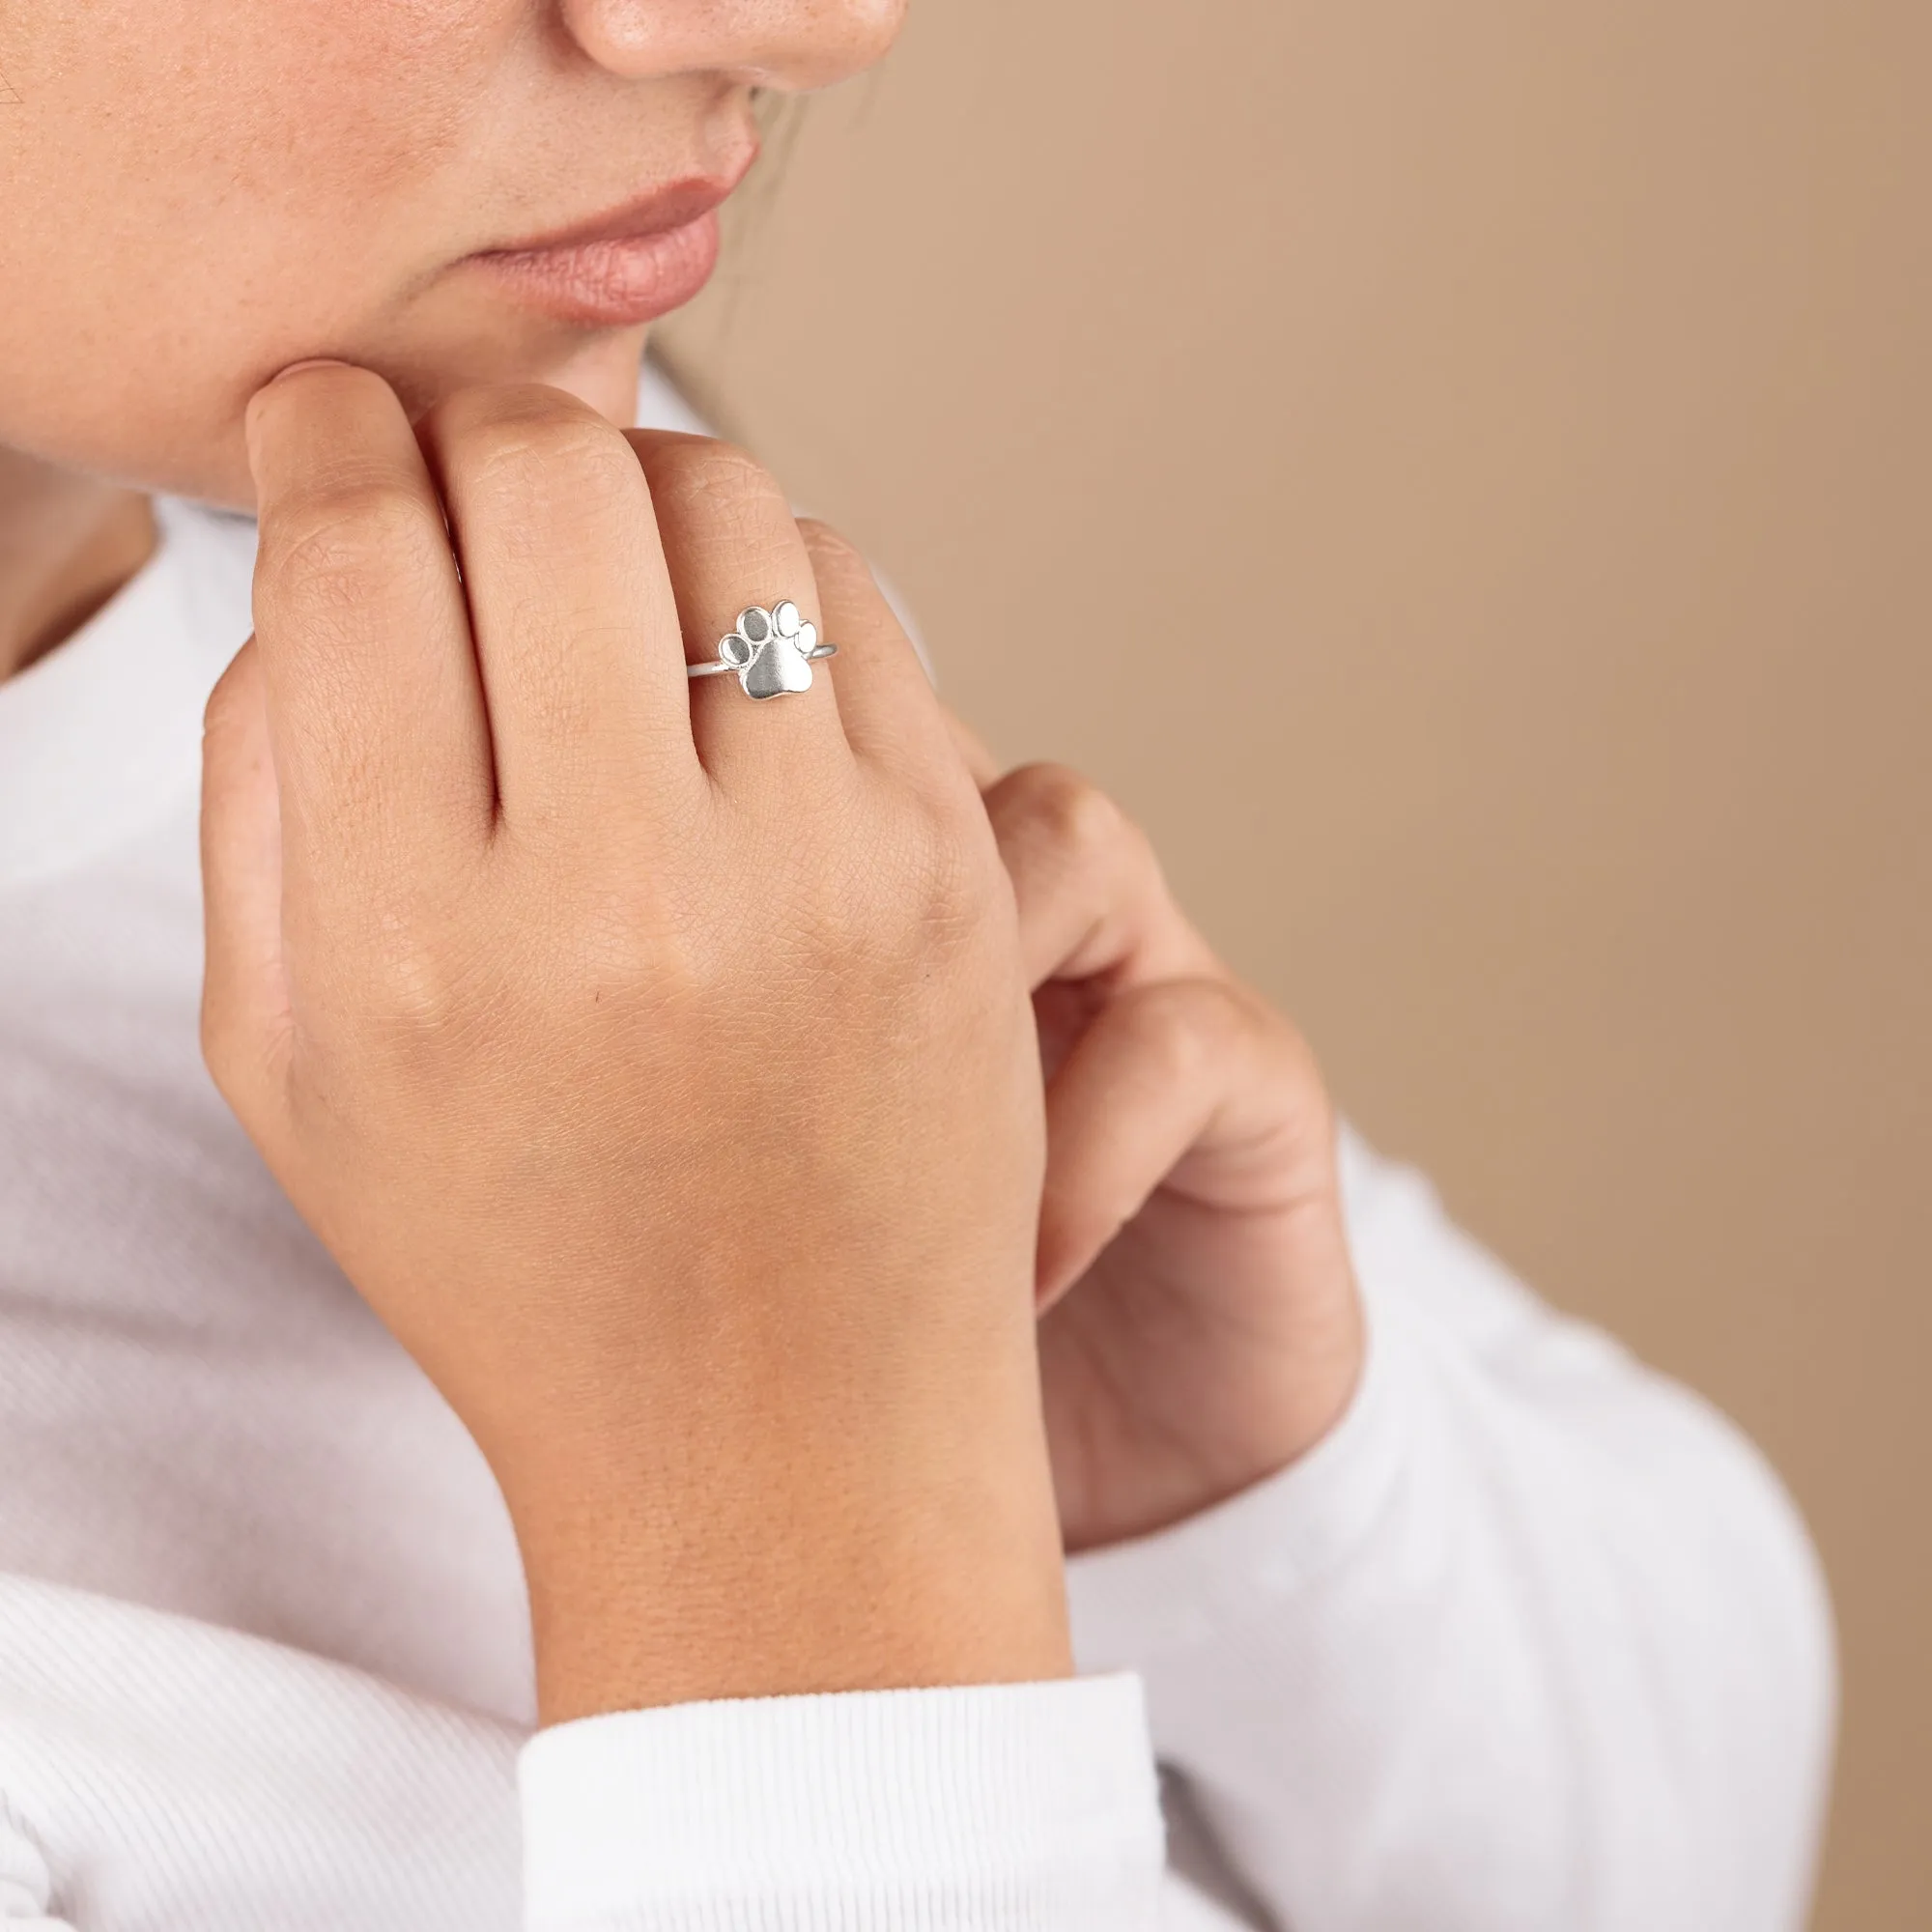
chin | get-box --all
[359,320,658,435]
[190,323,658,514]
[41,312,663,516]
[539,328,658,429]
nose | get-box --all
[557,0,905,92]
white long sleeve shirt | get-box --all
[0,369,1834,1930]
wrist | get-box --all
[501,1395,1074,1724]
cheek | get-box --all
[0,0,508,499]
[215,0,500,206]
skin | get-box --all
[4,0,1364,1717]
[0,452,155,680]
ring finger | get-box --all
[626,431,849,789]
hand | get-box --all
[968,755,1366,1553]
[200,368,1070,1722]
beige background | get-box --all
[660,3,1931,1922]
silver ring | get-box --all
[687,600,837,700]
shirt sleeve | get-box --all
[518,1675,1167,1930]
[1065,1127,1837,1932]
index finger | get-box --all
[245,363,493,914]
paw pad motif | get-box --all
[719,601,820,700]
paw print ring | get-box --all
[686,600,838,700]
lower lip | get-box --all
[466,210,722,327]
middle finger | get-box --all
[417,384,699,846]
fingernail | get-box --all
[266,356,355,386]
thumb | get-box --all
[200,639,292,1118]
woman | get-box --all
[0,4,1834,1928]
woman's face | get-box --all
[0,0,902,507]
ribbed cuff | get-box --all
[520,1674,1165,1929]
[1065,1296,1417,1673]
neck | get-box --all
[0,447,157,685]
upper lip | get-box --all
[474,145,759,259]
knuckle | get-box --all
[1131,978,1248,1078]
[912,826,994,935]
[648,439,788,537]
[1004,762,1128,866]
[912,827,1010,975]
[797,516,864,574]
[461,409,637,513]
[363,935,469,1041]
[673,438,781,505]
[790,833,892,952]
[566,882,685,1002]
[318,892,481,1048]
[259,482,442,620]
[800,803,994,975]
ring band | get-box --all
[688,600,837,700]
